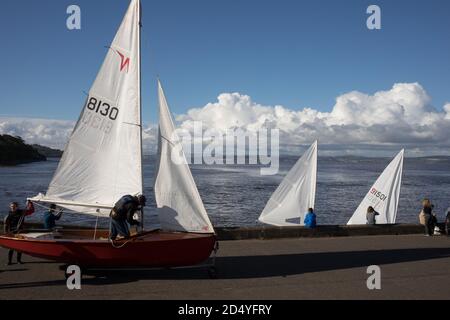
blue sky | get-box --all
[0,0,450,123]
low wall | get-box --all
[1,221,443,240]
[214,224,436,240]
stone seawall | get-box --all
[1,222,442,240]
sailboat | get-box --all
[258,141,317,226]
[0,0,217,268]
[347,149,404,225]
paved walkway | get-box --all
[0,234,449,299]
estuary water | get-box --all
[0,155,449,228]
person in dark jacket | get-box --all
[304,208,317,228]
[422,199,434,236]
[4,201,35,265]
[43,204,63,230]
[110,195,146,240]
[366,206,380,225]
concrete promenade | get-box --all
[0,234,449,300]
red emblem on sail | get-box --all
[116,50,130,73]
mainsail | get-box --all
[347,149,404,225]
[154,81,215,234]
[259,141,317,226]
[31,0,142,215]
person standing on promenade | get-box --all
[3,201,35,265]
[366,206,380,225]
[304,208,317,228]
[421,199,434,236]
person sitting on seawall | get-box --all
[304,208,317,229]
[110,195,146,240]
[366,206,380,225]
[421,198,435,236]
[426,204,440,235]
[430,206,441,235]
[43,204,63,230]
[3,201,35,265]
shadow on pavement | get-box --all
[0,247,449,289]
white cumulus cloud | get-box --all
[1,83,450,156]
[177,83,450,155]
[0,117,75,149]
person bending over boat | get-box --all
[366,206,380,225]
[3,201,35,265]
[110,195,146,240]
[43,204,63,230]
[304,208,317,228]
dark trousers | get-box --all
[424,214,434,235]
[110,219,130,240]
[8,250,22,263]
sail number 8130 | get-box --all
[86,97,119,121]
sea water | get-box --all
[0,156,449,228]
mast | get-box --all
[138,0,144,232]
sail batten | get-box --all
[347,149,404,225]
[33,0,142,216]
[154,81,215,234]
[259,141,318,227]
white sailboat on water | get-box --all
[0,0,217,269]
[259,141,317,226]
[347,149,404,225]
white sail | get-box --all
[154,81,215,234]
[259,141,317,226]
[348,149,404,225]
[31,0,142,216]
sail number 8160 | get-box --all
[86,97,119,121]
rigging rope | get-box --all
[108,216,134,249]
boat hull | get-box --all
[0,230,216,268]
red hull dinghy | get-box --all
[0,230,216,268]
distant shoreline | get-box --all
[0,135,62,166]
